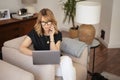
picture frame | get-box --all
[0,9,11,20]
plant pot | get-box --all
[69,28,79,38]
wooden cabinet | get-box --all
[0,16,37,51]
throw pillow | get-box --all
[61,37,87,58]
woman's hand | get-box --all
[49,25,55,36]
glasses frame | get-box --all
[40,21,52,26]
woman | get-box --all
[19,8,76,80]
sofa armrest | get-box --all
[3,35,26,49]
[62,47,88,68]
[3,35,34,50]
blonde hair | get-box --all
[34,8,58,36]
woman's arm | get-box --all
[50,39,61,51]
[19,36,32,56]
[49,25,61,51]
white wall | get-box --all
[98,0,113,47]
[0,0,22,12]
[108,0,120,48]
[98,0,120,48]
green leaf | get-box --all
[62,0,86,28]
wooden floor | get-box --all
[62,31,120,78]
[89,44,120,76]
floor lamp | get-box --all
[21,0,37,14]
[76,1,101,45]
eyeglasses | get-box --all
[40,21,52,26]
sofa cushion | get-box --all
[0,60,34,80]
[61,38,87,58]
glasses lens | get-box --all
[41,22,46,26]
[41,21,52,26]
[47,22,52,25]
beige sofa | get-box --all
[2,35,88,80]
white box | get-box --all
[12,13,33,20]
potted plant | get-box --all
[61,0,85,38]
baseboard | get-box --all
[101,72,120,80]
[97,37,120,48]
[108,43,120,48]
[97,37,108,48]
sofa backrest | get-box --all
[3,35,88,68]
[3,35,34,50]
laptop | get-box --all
[32,50,60,65]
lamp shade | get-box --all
[76,1,101,24]
[21,0,37,4]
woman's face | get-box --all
[41,17,52,32]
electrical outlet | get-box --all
[101,29,105,40]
